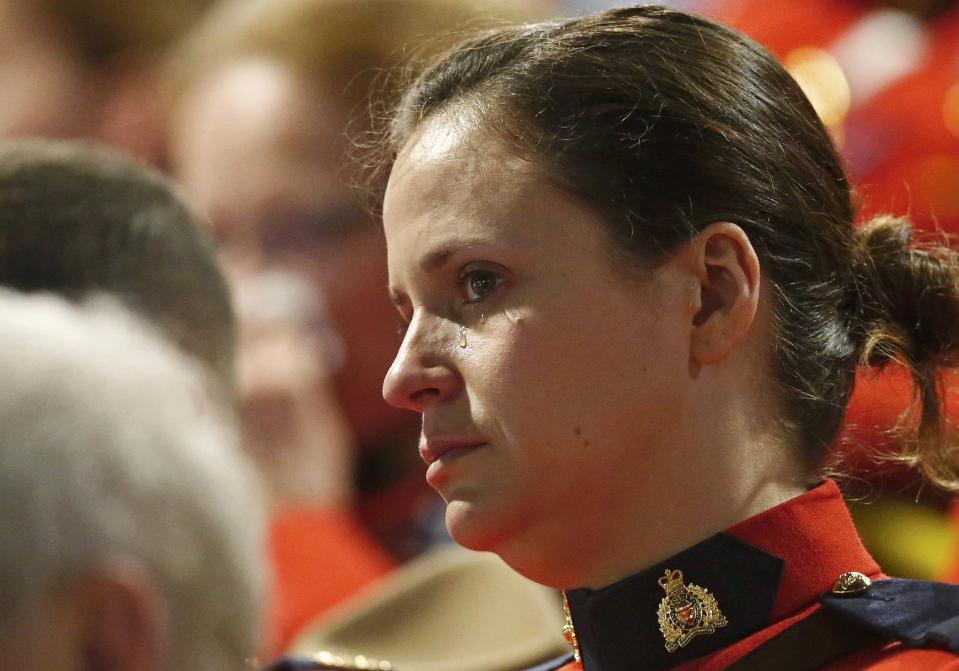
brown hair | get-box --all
[384,5,959,488]
[0,139,236,403]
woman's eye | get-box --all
[460,269,502,303]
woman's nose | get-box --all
[382,321,461,413]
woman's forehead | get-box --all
[384,118,542,231]
[383,129,615,284]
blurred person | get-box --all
[167,0,549,651]
[0,290,265,670]
[0,0,214,165]
[0,138,395,656]
[168,0,544,547]
[0,139,235,403]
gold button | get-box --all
[831,571,872,596]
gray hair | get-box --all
[0,290,265,669]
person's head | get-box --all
[0,290,264,670]
[168,0,541,447]
[380,5,959,587]
[0,139,235,406]
[0,0,214,164]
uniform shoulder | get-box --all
[821,577,959,653]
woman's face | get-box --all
[382,117,697,581]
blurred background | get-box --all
[2,0,957,658]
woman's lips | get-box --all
[423,441,488,489]
[419,437,487,465]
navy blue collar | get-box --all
[565,533,784,671]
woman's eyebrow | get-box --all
[418,237,526,273]
[419,246,456,272]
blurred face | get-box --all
[382,117,693,575]
[172,58,414,446]
[0,0,96,138]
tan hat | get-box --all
[288,545,570,671]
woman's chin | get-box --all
[444,498,513,553]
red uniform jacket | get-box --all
[547,481,959,670]
[263,482,959,671]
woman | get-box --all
[375,5,959,670]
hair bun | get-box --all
[849,215,959,370]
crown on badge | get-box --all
[658,569,686,596]
[656,568,728,653]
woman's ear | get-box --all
[686,222,761,365]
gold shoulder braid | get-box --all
[561,590,581,663]
[657,569,728,652]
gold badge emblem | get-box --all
[657,569,728,652]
